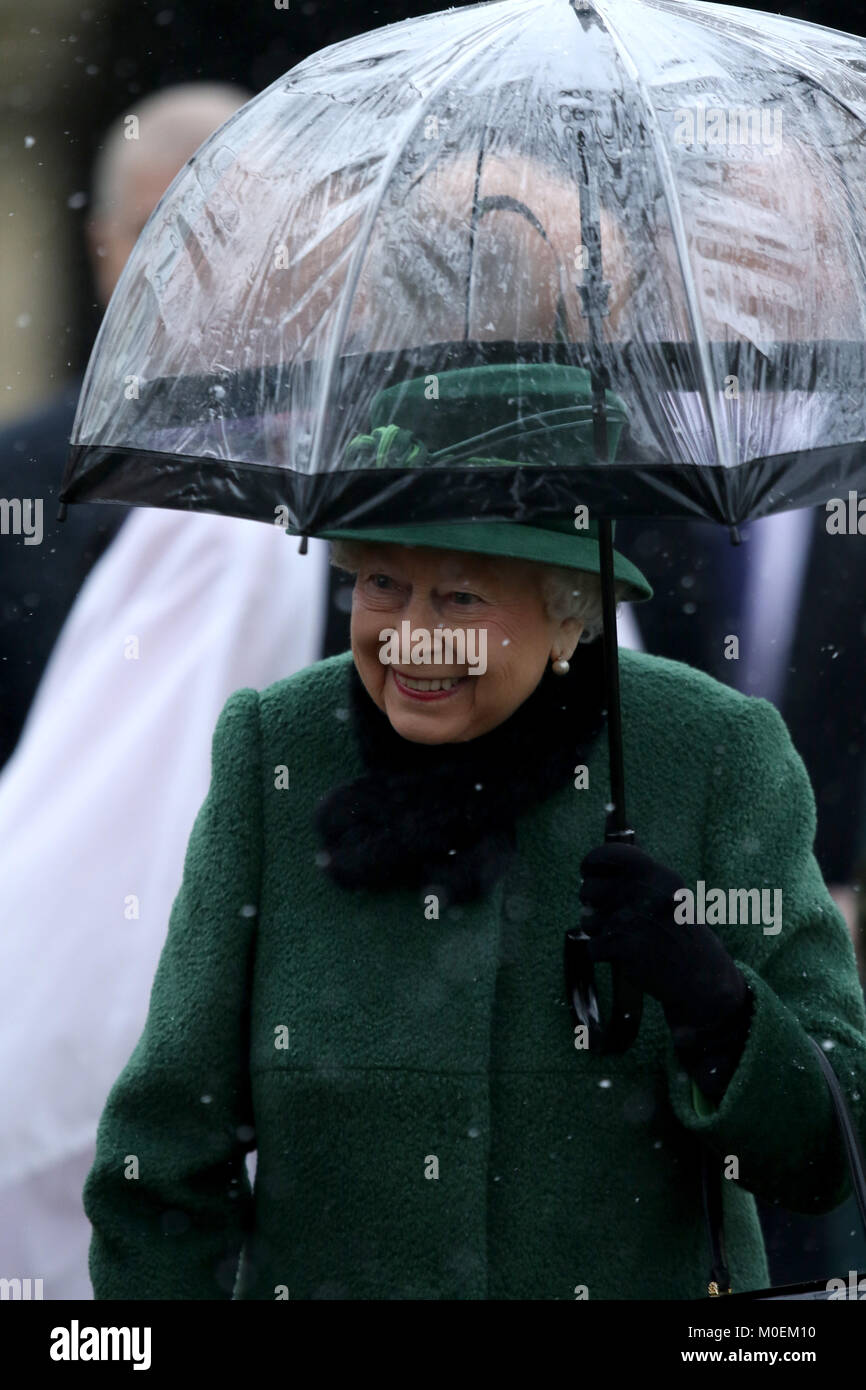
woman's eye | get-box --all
[370,574,395,590]
[450,591,480,606]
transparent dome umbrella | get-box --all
[59,0,866,1051]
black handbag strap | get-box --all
[703,1032,866,1295]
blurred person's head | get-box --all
[86,83,251,306]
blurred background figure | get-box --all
[0,82,254,769]
[0,83,351,1298]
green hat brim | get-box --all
[295,519,652,602]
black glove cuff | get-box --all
[669,985,755,1105]
[663,960,750,1038]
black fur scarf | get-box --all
[314,640,608,905]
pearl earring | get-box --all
[551,656,570,675]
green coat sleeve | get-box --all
[665,694,866,1215]
[83,687,263,1298]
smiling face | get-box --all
[348,543,583,744]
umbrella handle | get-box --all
[564,926,644,1055]
[566,815,643,1055]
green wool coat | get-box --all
[83,648,866,1300]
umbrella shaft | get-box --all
[598,516,630,838]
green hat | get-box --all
[290,363,652,602]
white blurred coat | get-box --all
[0,507,328,1296]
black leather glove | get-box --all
[579,842,754,1102]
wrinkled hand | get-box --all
[578,842,749,1037]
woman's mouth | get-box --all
[391,669,470,701]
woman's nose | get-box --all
[403,594,439,631]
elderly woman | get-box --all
[82,492,866,1299]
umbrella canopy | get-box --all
[60,0,866,533]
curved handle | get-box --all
[564,816,644,1055]
[564,928,644,1055]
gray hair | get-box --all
[538,566,631,643]
[328,540,630,643]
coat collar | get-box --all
[314,641,607,905]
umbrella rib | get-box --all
[669,4,866,326]
[589,0,733,474]
[670,4,866,131]
[304,1,544,488]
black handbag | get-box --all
[702,1033,866,1299]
